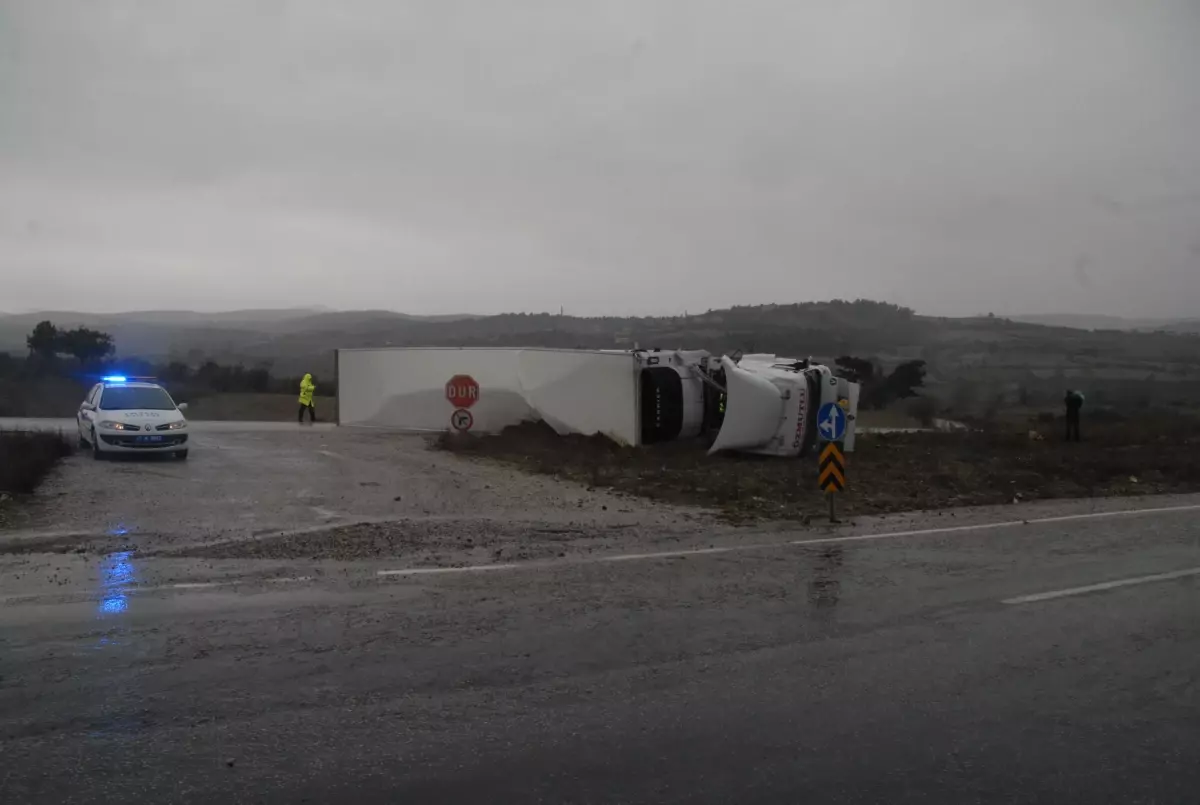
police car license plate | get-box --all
[137,435,163,443]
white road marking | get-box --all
[0,576,323,603]
[6,502,1198,594]
[377,563,521,577]
[375,502,1200,578]
[167,576,313,590]
[0,529,106,542]
[778,502,1200,551]
[1003,567,1200,604]
[601,545,754,562]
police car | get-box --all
[77,377,190,460]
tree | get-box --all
[162,362,191,383]
[245,367,270,393]
[26,321,60,359]
[25,322,114,365]
[835,356,877,385]
[883,360,926,401]
[838,356,926,409]
[0,351,19,379]
[195,360,223,388]
[59,327,114,365]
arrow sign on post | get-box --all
[816,401,848,523]
[816,402,847,443]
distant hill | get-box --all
[0,308,481,357]
[1011,314,1200,333]
[1159,319,1200,334]
[4,302,1200,411]
[0,307,322,329]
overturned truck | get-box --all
[635,349,859,455]
[336,347,859,456]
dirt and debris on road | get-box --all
[5,415,1199,573]
[0,424,722,567]
[167,518,661,564]
[437,417,1200,523]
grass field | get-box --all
[854,408,926,430]
[181,393,338,422]
[438,415,1200,523]
[0,377,338,422]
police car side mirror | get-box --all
[177,403,189,411]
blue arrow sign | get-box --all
[817,402,846,442]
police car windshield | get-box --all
[100,386,176,411]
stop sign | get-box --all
[445,374,480,408]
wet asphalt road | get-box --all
[1,425,1199,803]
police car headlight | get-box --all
[99,421,138,431]
[165,421,187,430]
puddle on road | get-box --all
[97,550,136,618]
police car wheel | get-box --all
[91,431,105,461]
[174,450,188,460]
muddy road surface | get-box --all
[1,421,725,572]
[2,422,1199,803]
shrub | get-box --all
[0,430,74,494]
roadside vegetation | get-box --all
[0,320,331,419]
[4,301,1200,422]
[0,430,74,496]
[439,413,1200,523]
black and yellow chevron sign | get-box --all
[819,441,846,492]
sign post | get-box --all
[446,375,480,432]
[816,402,847,523]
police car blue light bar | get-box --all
[99,375,158,383]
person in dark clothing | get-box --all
[1064,389,1084,442]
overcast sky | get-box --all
[2,0,1198,318]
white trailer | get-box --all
[336,346,860,455]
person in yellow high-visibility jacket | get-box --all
[298,373,316,424]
